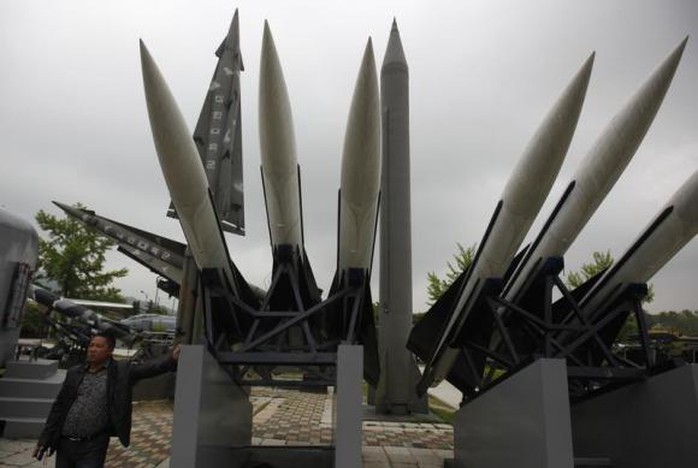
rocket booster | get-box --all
[259,22,303,252]
[580,170,698,316]
[420,53,595,387]
[337,38,381,276]
[52,201,186,284]
[502,38,687,304]
[29,286,134,343]
[140,40,238,294]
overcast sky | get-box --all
[1,0,697,314]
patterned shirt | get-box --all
[60,367,109,437]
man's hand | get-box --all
[32,442,51,460]
[172,344,182,361]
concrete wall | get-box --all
[572,364,698,468]
[453,358,574,468]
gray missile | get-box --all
[337,38,381,276]
[29,286,134,344]
[501,38,687,306]
[580,170,698,317]
[140,40,238,295]
[259,21,303,252]
[167,8,246,236]
[52,201,186,281]
[419,53,596,387]
[377,19,425,414]
[117,243,183,287]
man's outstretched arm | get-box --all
[129,344,181,383]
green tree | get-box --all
[426,243,477,305]
[35,204,127,301]
[566,250,657,343]
[565,250,654,303]
[19,301,46,338]
[565,250,614,289]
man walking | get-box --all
[33,333,180,467]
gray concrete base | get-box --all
[335,345,363,468]
[0,359,65,438]
[132,372,175,401]
[4,359,58,379]
[453,358,574,468]
[169,345,252,468]
[168,345,365,467]
[0,329,20,367]
[572,364,698,468]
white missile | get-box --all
[421,53,596,387]
[139,40,237,294]
[258,22,303,251]
[580,170,698,317]
[502,38,687,305]
[337,38,381,276]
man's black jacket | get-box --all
[39,355,177,449]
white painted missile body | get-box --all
[259,22,303,252]
[424,54,596,385]
[337,39,381,276]
[580,170,698,317]
[502,39,687,306]
[140,41,237,293]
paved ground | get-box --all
[1,387,455,467]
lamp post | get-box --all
[140,290,149,313]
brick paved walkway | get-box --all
[1,387,454,467]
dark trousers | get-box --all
[55,434,110,468]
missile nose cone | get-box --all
[139,39,157,90]
[226,9,241,47]
[578,37,687,200]
[504,51,593,218]
[659,36,688,77]
[51,201,89,217]
[259,20,297,172]
[139,38,209,212]
[383,19,407,71]
[585,51,596,71]
[342,37,380,203]
[52,200,68,211]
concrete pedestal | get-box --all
[572,364,698,468]
[335,345,363,468]
[169,345,252,468]
[453,358,574,468]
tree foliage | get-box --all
[565,250,614,289]
[565,250,654,303]
[426,243,477,305]
[35,204,127,301]
[648,310,698,336]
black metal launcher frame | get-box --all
[198,259,375,388]
[446,256,667,404]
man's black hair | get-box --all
[92,332,116,350]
